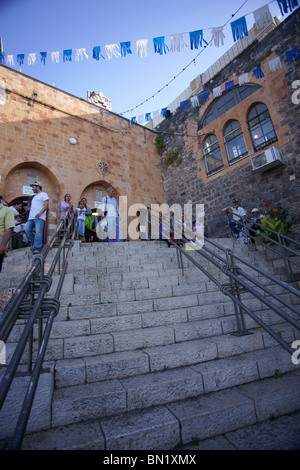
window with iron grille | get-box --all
[223,120,248,164]
[202,84,260,128]
[247,103,277,151]
[203,134,224,175]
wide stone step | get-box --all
[58,289,219,311]
[9,309,295,367]
[53,331,267,390]
[53,323,211,361]
[54,338,297,389]
[50,339,297,428]
[166,370,300,447]
[2,239,299,450]
[20,369,300,450]
[0,366,53,441]
[56,294,233,323]
[7,289,294,364]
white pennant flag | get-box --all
[170,34,188,52]
[136,39,148,58]
[51,51,60,64]
[28,53,37,65]
[105,44,121,60]
[210,27,225,47]
[190,95,199,107]
[75,48,89,61]
[213,86,222,98]
[268,56,282,72]
[253,5,272,30]
[238,73,249,86]
[7,55,15,66]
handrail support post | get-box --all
[225,250,248,336]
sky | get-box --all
[0,0,292,122]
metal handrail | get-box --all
[1,208,299,448]
[152,209,300,355]
[224,211,300,282]
[0,209,77,449]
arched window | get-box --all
[223,120,248,164]
[247,103,277,151]
[202,84,260,128]
[203,134,224,175]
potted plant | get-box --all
[260,202,292,245]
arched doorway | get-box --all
[8,196,49,245]
[80,181,121,213]
[4,162,60,242]
[80,181,122,242]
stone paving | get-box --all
[182,410,300,450]
[0,239,299,450]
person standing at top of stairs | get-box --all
[101,187,122,242]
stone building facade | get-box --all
[0,66,164,238]
[157,9,300,237]
[0,9,299,241]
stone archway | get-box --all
[80,180,121,212]
[4,161,61,239]
[80,181,123,241]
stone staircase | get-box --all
[1,239,300,450]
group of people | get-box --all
[60,194,91,242]
[60,186,122,243]
[0,181,49,272]
[0,183,268,274]
[225,199,263,245]
[0,183,124,273]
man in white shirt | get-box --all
[25,182,49,254]
[228,199,246,237]
[101,187,122,242]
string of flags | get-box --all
[122,1,299,118]
[130,45,300,125]
[0,0,298,125]
[0,1,297,69]
[128,0,299,125]
[0,31,208,67]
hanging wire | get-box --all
[119,0,280,117]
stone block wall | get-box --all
[0,67,165,238]
[158,9,300,238]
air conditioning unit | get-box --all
[251,146,284,172]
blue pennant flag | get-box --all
[120,42,132,57]
[253,67,265,79]
[93,46,101,60]
[145,112,152,121]
[161,107,168,117]
[63,49,72,62]
[289,0,299,10]
[189,30,208,50]
[131,117,137,124]
[180,100,189,110]
[225,80,235,91]
[286,46,300,64]
[231,17,248,42]
[153,37,169,55]
[17,54,25,66]
[40,52,47,65]
[0,55,5,64]
[201,91,210,104]
[277,0,298,15]
[277,0,289,14]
